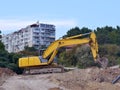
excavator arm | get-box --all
[44,38,91,65]
[42,32,104,66]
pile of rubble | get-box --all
[0,68,15,76]
[50,66,120,90]
[0,68,15,86]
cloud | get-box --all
[0,20,34,32]
[0,19,78,34]
[42,20,77,27]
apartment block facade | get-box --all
[2,22,55,52]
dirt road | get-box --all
[0,74,64,90]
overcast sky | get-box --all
[0,0,120,39]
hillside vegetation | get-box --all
[58,26,120,68]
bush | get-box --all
[58,45,97,68]
[0,47,23,74]
[6,63,23,74]
[99,44,120,66]
[58,44,120,68]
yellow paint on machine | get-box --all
[19,56,41,68]
[19,56,48,68]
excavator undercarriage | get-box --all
[23,65,64,74]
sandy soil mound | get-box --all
[50,67,120,90]
[0,68,15,76]
[0,68,15,86]
[0,67,120,90]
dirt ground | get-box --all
[0,74,65,90]
[0,68,15,86]
[0,67,120,90]
[50,66,120,90]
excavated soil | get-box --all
[0,67,120,90]
[0,68,15,86]
[50,67,120,90]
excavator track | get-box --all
[23,66,64,75]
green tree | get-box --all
[20,46,39,56]
[95,26,120,45]
[63,27,92,38]
[0,31,5,50]
[59,25,120,68]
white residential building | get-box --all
[2,22,55,52]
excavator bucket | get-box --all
[97,57,108,69]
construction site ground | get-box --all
[0,66,120,90]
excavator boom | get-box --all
[43,32,99,64]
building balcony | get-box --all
[49,35,55,38]
[33,29,40,33]
[40,30,45,33]
[33,40,40,45]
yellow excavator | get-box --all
[19,32,108,74]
